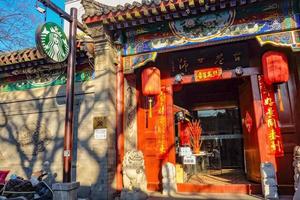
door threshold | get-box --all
[148,191,263,200]
[177,183,262,194]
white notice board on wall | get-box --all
[94,128,107,140]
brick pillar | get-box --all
[85,24,119,200]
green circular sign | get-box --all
[36,22,69,63]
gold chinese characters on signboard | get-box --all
[194,67,222,82]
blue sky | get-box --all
[0,0,65,52]
[0,0,143,52]
[46,0,65,27]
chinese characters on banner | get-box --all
[157,90,167,157]
[258,76,284,157]
[194,67,222,82]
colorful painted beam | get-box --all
[121,0,300,55]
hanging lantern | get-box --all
[262,51,289,85]
[141,67,161,118]
[142,67,161,96]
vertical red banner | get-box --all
[258,76,284,157]
[157,90,167,158]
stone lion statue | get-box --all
[294,146,300,200]
[121,150,148,200]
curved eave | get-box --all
[83,0,265,30]
[0,48,45,67]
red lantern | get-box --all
[141,67,161,117]
[141,67,161,96]
[262,51,289,85]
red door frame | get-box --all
[137,82,176,191]
[136,67,276,194]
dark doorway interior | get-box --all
[173,79,250,185]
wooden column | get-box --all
[116,52,124,191]
[250,75,276,166]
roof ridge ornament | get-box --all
[81,0,115,20]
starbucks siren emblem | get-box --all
[36,22,69,63]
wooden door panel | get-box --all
[239,78,261,182]
[275,83,295,127]
[274,57,298,185]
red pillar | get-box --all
[116,54,124,191]
[250,75,277,168]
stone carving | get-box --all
[124,76,138,153]
[121,150,147,200]
[81,0,113,21]
[125,85,136,138]
[260,162,279,199]
[122,150,147,191]
[17,123,53,156]
[11,64,65,87]
[162,162,177,196]
[293,146,300,200]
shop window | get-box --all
[175,107,246,185]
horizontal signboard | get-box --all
[194,67,222,82]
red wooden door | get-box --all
[239,77,261,182]
[137,85,175,191]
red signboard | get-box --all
[194,67,222,82]
[258,76,284,157]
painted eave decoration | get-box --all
[0,48,44,68]
[257,30,300,52]
[82,0,267,30]
[0,38,94,69]
[83,0,300,56]
[0,47,94,93]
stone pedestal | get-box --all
[162,162,177,196]
[52,182,80,200]
[293,146,300,200]
[260,162,279,199]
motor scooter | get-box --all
[0,170,53,200]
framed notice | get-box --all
[94,128,107,140]
[179,147,192,157]
[183,155,196,165]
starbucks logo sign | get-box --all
[36,22,69,63]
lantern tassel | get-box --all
[149,97,153,118]
[278,86,284,112]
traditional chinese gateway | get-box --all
[0,0,300,199]
[81,0,300,197]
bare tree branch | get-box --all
[0,0,43,52]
